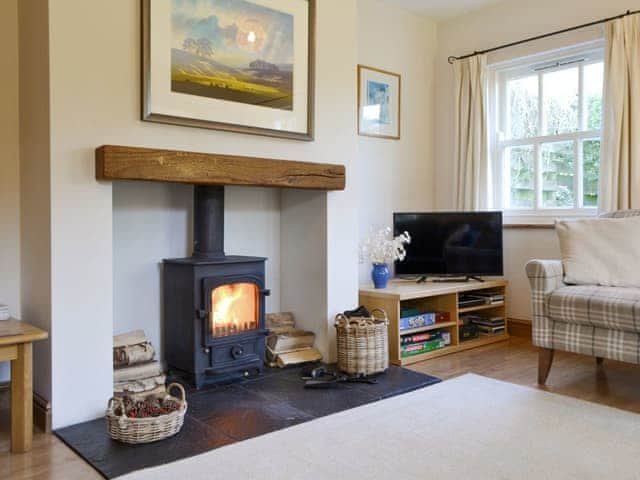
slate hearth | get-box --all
[55,365,440,479]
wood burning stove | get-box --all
[163,186,269,388]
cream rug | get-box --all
[119,374,640,479]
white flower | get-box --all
[359,227,411,265]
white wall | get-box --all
[435,0,640,320]
[0,0,20,382]
[280,190,327,355]
[224,187,282,316]
[502,229,559,319]
[113,181,192,363]
[357,0,438,283]
[41,0,358,428]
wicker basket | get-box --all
[106,383,187,444]
[335,308,389,376]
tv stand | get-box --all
[419,275,485,283]
[359,279,508,366]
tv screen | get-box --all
[393,212,503,277]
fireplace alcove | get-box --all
[164,184,271,387]
[98,145,346,387]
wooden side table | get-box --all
[0,319,48,453]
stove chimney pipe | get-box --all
[193,185,225,258]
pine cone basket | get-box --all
[106,383,187,444]
[335,308,389,376]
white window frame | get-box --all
[488,42,604,225]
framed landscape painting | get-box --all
[357,65,401,140]
[142,0,315,140]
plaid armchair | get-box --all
[526,209,640,384]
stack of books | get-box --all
[400,329,451,358]
[0,304,9,321]
[469,291,505,305]
[266,312,322,367]
[466,315,505,336]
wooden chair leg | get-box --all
[538,348,554,385]
[596,357,604,365]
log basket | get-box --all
[335,308,389,376]
[106,383,187,444]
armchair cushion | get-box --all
[555,216,640,287]
[547,285,640,334]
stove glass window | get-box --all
[210,283,259,337]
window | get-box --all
[491,46,604,222]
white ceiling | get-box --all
[381,0,506,21]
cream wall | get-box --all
[357,0,437,283]
[435,0,640,320]
[0,0,20,382]
[280,190,328,356]
[41,0,357,428]
[19,0,52,400]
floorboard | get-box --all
[2,337,640,479]
[408,337,640,414]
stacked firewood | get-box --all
[113,330,166,400]
[266,312,322,367]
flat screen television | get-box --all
[393,212,503,278]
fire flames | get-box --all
[211,283,258,337]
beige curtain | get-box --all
[453,54,489,211]
[600,15,640,212]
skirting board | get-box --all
[508,318,532,339]
[33,391,52,433]
[0,383,51,433]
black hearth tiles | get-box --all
[188,384,314,440]
[239,371,379,417]
[54,365,441,479]
[55,415,234,479]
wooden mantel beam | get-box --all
[95,145,345,191]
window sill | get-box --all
[503,210,598,228]
[503,223,555,229]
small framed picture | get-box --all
[357,65,401,140]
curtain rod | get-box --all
[447,9,640,64]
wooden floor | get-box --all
[410,337,640,413]
[2,337,640,479]
[0,384,99,479]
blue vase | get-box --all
[371,263,391,289]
